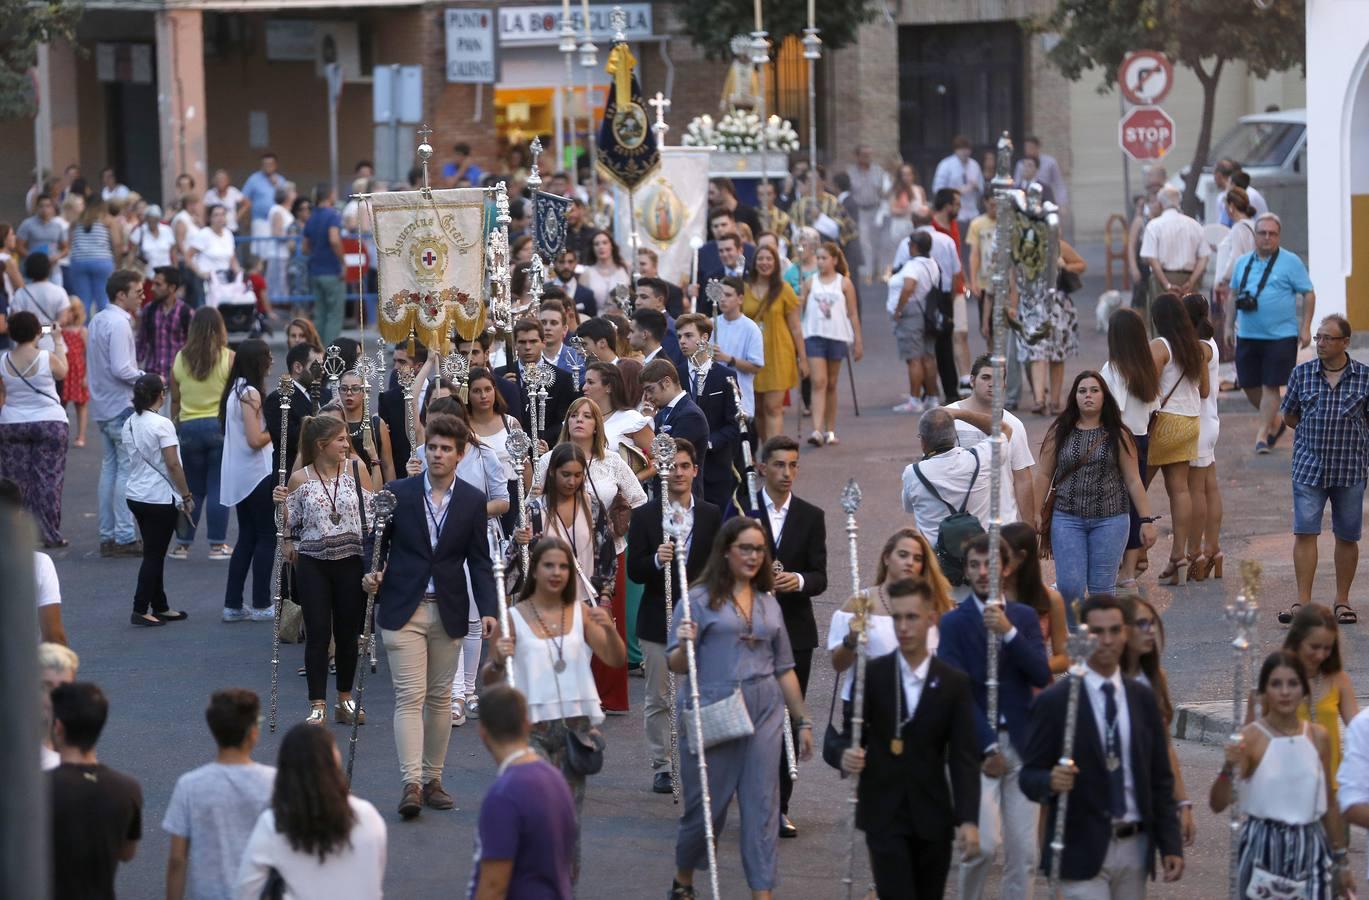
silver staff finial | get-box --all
[839,479,862,515]
[651,432,678,472]
[610,5,627,42]
[417,124,434,193]
[649,91,672,139]
[527,137,544,193]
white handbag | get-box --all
[1245,866,1308,900]
[685,686,755,750]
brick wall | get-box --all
[828,20,899,174]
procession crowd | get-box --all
[9,131,1369,900]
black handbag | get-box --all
[821,679,850,771]
[564,727,606,776]
[1056,268,1083,295]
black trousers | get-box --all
[294,554,366,702]
[778,647,812,815]
[867,822,953,899]
[127,500,179,614]
[935,329,959,400]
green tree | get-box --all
[1042,0,1304,213]
[670,0,879,58]
[0,0,83,120]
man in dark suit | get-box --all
[549,248,598,317]
[263,341,325,470]
[641,359,709,488]
[674,313,740,512]
[745,434,826,836]
[626,438,721,794]
[695,226,756,294]
[363,414,497,820]
[379,343,426,467]
[841,577,982,898]
[636,246,684,317]
[708,178,763,239]
[937,534,1052,900]
[493,318,575,449]
[1021,594,1184,897]
[631,285,686,368]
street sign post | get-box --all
[1119,106,1176,162]
[1119,51,1174,106]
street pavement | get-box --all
[38,250,1369,898]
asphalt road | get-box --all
[35,256,1368,898]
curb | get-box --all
[1171,704,1238,745]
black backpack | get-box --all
[920,257,954,339]
[912,449,984,585]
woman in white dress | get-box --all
[1183,293,1223,582]
[582,360,655,484]
[583,230,631,311]
[266,183,296,304]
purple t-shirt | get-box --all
[468,758,575,899]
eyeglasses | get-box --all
[337,385,364,394]
[1313,334,1348,343]
[733,544,767,557]
[1134,618,1155,632]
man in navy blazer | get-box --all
[937,534,1051,900]
[695,210,756,290]
[642,358,709,493]
[1020,594,1184,895]
[363,414,497,821]
[674,313,740,512]
[549,248,598,317]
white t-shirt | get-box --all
[713,314,765,417]
[203,186,245,232]
[9,282,71,350]
[947,401,1033,524]
[901,438,994,547]
[163,761,276,900]
[35,550,59,608]
[191,228,237,278]
[129,223,176,275]
[886,256,939,315]
[122,411,181,504]
[236,796,387,900]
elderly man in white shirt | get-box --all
[87,270,146,556]
[901,406,1008,548]
[1139,185,1210,312]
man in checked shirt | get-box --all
[1280,313,1369,626]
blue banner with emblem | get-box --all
[533,190,573,260]
[596,40,660,191]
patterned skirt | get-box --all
[1147,412,1200,467]
[1238,815,1333,900]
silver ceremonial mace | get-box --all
[346,489,397,785]
[1225,564,1261,900]
[1048,623,1098,890]
[651,432,682,803]
[985,132,1016,734]
[505,425,534,580]
[323,343,346,399]
[354,350,383,674]
[728,375,759,504]
[492,530,515,690]
[839,479,866,900]
[396,365,418,463]
[668,500,720,900]
[268,373,294,733]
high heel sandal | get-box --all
[1188,553,1210,582]
[305,704,326,725]
[1208,550,1224,579]
[1157,558,1189,586]
[335,698,365,725]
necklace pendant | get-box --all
[553,658,567,674]
[329,511,342,526]
[890,738,904,756]
[1107,753,1120,772]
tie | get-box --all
[1101,682,1126,820]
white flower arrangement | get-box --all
[682,112,801,154]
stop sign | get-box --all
[1119,106,1176,161]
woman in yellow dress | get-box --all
[1284,604,1359,790]
[743,244,808,441]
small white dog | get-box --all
[1094,290,1125,333]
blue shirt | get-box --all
[1282,356,1369,487]
[241,170,281,223]
[303,206,343,277]
[1229,249,1314,341]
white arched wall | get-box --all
[1307,0,1369,325]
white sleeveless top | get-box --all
[0,351,65,424]
[802,272,855,342]
[509,600,604,725]
[1196,337,1220,461]
[220,379,273,506]
[1242,721,1326,824]
[1155,337,1201,418]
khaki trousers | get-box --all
[641,639,673,773]
[1060,832,1148,900]
[382,600,460,785]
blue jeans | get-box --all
[68,257,116,313]
[1293,480,1366,542]
[97,409,136,543]
[225,474,276,610]
[1051,511,1129,624]
[175,417,229,545]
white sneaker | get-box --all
[892,397,923,414]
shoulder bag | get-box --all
[681,592,757,750]
[127,413,193,533]
[821,666,850,770]
[1037,430,1107,560]
[911,449,983,585]
[1146,371,1184,437]
[544,603,606,777]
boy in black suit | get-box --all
[842,577,981,898]
[493,318,575,450]
[1020,594,1184,898]
[641,358,709,486]
[625,438,721,794]
[748,434,827,836]
[674,313,739,512]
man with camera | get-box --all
[1229,212,1316,454]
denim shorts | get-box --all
[804,335,850,361]
[1292,480,1365,542]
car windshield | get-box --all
[1206,121,1304,170]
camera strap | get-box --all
[1237,248,1279,305]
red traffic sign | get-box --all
[1119,51,1173,106]
[1119,106,1176,162]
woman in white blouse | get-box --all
[1100,307,1161,588]
[237,725,386,900]
[531,398,646,713]
[275,415,373,726]
[190,204,241,283]
[583,230,631,311]
[582,361,655,484]
[122,373,193,626]
[218,339,276,621]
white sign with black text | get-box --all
[445,8,497,84]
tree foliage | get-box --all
[1041,0,1304,211]
[669,0,880,59]
[0,0,83,120]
